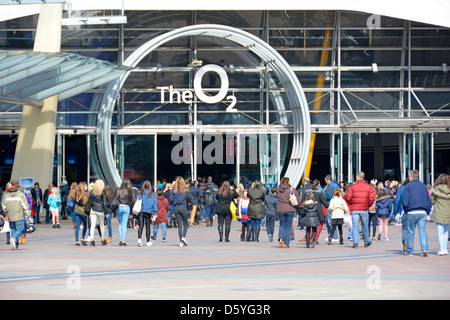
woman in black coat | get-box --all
[215,181,239,242]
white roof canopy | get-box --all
[1,0,449,28]
[67,0,450,28]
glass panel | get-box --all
[197,11,264,29]
[341,71,402,88]
[196,132,237,185]
[61,29,119,49]
[341,29,404,47]
[0,135,18,184]
[116,135,155,186]
[239,133,279,187]
[125,11,192,28]
[341,50,402,66]
[64,135,88,183]
[421,133,432,183]
[157,134,192,182]
[269,29,333,49]
[333,133,341,181]
[269,11,335,28]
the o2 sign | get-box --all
[157,64,237,112]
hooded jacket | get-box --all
[276,184,301,214]
[299,200,321,227]
[248,187,265,219]
[375,195,393,219]
[328,196,350,219]
[431,184,450,224]
[1,188,30,222]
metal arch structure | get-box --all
[97,24,311,190]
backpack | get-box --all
[204,189,216,205]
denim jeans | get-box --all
[205,204,215,220]
[278,212,294,245]
[265,214,276,238]
[153,223,167,240]
[73,211,87,242]
[406,213,428,254]
[351,210,370,245]
[9,220,25,248]
[436,223,449,252]
[401,212,408,245]
[116,205,130,241]
[105,213,113,237]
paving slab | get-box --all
[1,217,449,302]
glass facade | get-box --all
[1,10,449,187]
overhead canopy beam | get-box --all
[0,50,133,107]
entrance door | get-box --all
[331,132,360,182]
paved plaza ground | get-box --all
[1,216,449,303]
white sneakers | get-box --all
[437,250,448,256]
[138,239,153,247]
[180,237,188,247]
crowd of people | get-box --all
[1,170,449,256]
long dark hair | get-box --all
[434,173,449,188]
[119,178,134,203]
[105,185,114,201]
[75,181,88,205]
[219,181,231,197]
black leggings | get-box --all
[368,213,377,237]
[138,212,152,242]
[329,224,343,239]
[174,205,189,241]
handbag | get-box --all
[230,201,237,220]
[110,194,120,212]
[67,198,75,212]
[84,195,92,215]
[132,196,142,215]
[343,213,353,229]
[289,187,298,206]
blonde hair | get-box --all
[52,186,59,195]
[173,176,186,194]
[92,179,105,196]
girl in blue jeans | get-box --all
[115,178,135,246]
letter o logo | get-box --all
[193,64,229,104]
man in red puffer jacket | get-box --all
[344,172,376,248]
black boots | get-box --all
[255,227,260,242]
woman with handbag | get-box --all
[137,180,157,247]
[276,177,301,248]
[116,178,134,246]
[73,182,89,246]
[215,181,239,242]
[247,180,265,242]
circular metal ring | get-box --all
[97,24,311,189]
